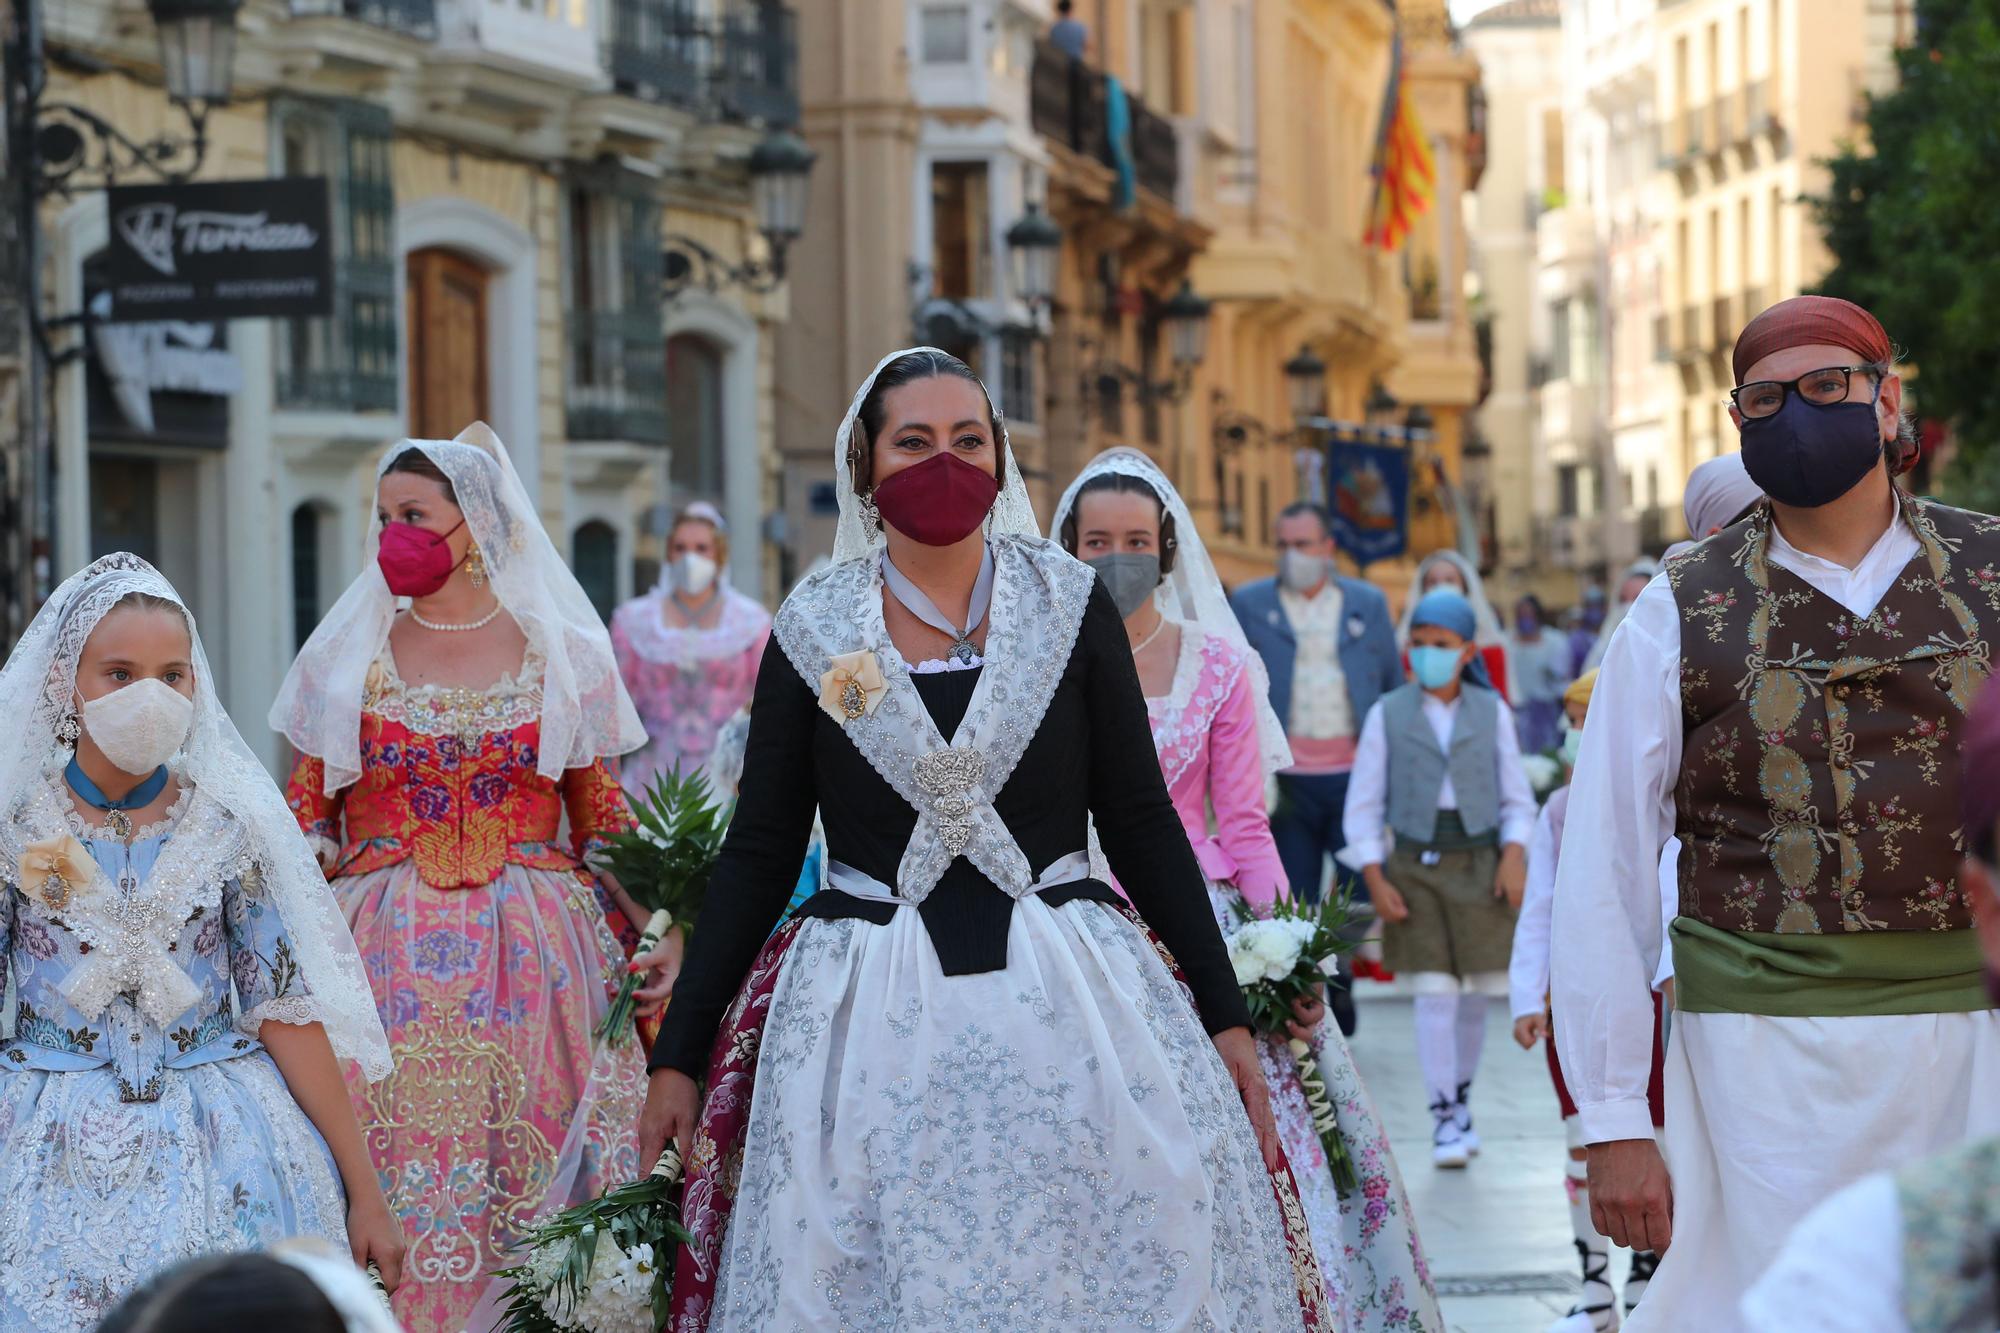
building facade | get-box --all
[22,0,801,773]
[1653,0,1910,531]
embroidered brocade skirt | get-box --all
[674,893,1329,1332]
[0,1054,346,1333]
[1206,883,1444,1333]
[334,862,647,1333]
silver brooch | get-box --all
[914,746,986,856]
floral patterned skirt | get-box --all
[1209,883,1444,1333]
[673,895,1332,1332]
[0,1055,345,1333]
[335,863,647,1333]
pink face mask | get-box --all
[376,519,466,597]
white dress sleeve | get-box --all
[1551,576,1683,1145]
[1738,1172,1910,1333]
[1339,701,1392,870]
[1653,836,1681,991]
[1511,800,1560,1020]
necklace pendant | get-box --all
[950,637,977,665]
[106,809,132,841]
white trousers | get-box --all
[1628,1008,2000,1332]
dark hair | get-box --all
[1275,501,1332,539]
[849,350,1006,496]
[1515,593,1547,620]
[94,1254,344,1333]
[383,448,460,506]
[1057,0,1073,12]
[1057,472,1179,577]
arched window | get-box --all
[573,519,619,623]
[666,334,725,498]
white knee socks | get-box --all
[1414,993,1459,1105]
[1565,1161,1617,1331]
[1454,991,1489,1090]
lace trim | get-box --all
[239,995,327,1036]
[1148,631,1248,793]
[614,587,770,666]
[364,643,546,736]
[909,654,986,674]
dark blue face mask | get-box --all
[1737,380,1885,509]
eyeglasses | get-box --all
[1729,366,1880,420]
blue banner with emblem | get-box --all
[1326,440,1410,567]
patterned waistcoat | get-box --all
[1670,495,1995,935]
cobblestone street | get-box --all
[1349,989,1643,1332]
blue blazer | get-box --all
[1230,575,1404,739]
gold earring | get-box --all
[467,544,487,589]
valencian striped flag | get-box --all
[1364,22,1436,252]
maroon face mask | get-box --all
[377,519,466,597]
[870,453,1000,547]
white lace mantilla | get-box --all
[772,536,1094,905]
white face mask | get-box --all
[81,678,194,776]
[671,551,718,597]
[1278,549,1330,593]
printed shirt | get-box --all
[1279,582,1356,773]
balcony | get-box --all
[1679,107,1705,160]
[1653,313,1670,363]
[1711,295,1733,349]
[289,0,438,39]
[438,0,599,85]
[1741,285,1768,324]
[1030,39,1179,205]
[1739,80,1770,139]
[607,0,798,123]
[1708,97,1733,150]
[1677,303,1701,360]
[568,310,668,446]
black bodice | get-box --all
[650,579,1250,1077]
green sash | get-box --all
[1672,917,1991,1017]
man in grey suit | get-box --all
[1232,503,1405,1030]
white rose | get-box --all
[1228,938,1265,987]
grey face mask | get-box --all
[1086,553,1162,619]
[1278,549,1330,592]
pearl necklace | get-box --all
[1129,613,1169,655]
[411,601,504,633]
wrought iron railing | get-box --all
[568,310,669,445]
[607,0,798,124]
[289,0,437,40]
[1029,39,1179,206]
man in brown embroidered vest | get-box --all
[1549,295,2000,1330]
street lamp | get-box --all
[1405,403,1435,441]
[150,0,242,108]
[1285,343,1328,424]
[1005,201,1061,309]
[664,127,818,299]
[1161,279,1211,370]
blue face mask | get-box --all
[1409,645,1465,690]
[1738,379,1885,509]
[1560,724,1584,767]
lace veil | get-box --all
[0,554,391,1078]
[271,422,646,794]
[831,347,1041,564]
[1395,549,1510,651]
[1050,447,1293,779]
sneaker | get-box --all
[1454,1080,1481,1156]
[1431,1098,1470,1169]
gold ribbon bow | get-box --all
[818,650,887,725]
[17,834,95,917]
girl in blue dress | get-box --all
[0,555,399,1332]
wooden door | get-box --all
[406,248,490,439]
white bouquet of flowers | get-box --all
[492,1148,687,1333]
[1222,895,1360,1196]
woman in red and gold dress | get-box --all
[271,423,669,1332]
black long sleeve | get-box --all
[650,636,819,1076]
[1076,582,1253,1034]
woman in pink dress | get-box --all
[610,503,771,798]
[271,424,668,1332]
[1055,448,1443,1333]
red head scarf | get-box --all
[1732,295,1911,473]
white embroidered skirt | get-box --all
[707,896,1311,1331]
[0,1054,345,1332]
[1630,1007,2000,1332]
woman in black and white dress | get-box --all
[638,348,1331,1331]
